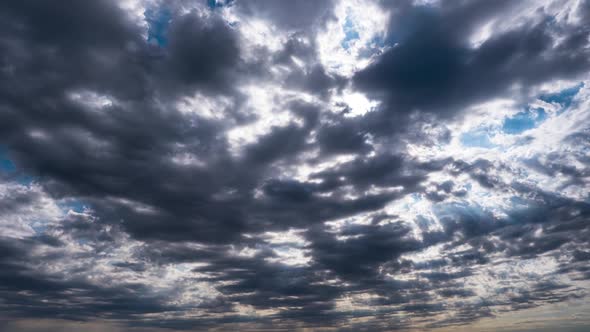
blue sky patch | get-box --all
[460,128,496,148]
[539,82,583,112]
[145,7,172,46]
[340,15,359,50]
[208,0,233,9]
[0,148,16,172]
[502,108,547,135]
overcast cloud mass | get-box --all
[1,0,590,331]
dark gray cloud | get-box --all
[164,11,240,93]
[0,0,589,331]
[0,236,178,322]
[354,0,590,131]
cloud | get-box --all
[0,0,589,331]
[354,0,590,122]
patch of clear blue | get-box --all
[340,16,359,50]
[207,0,217,8]
[460,129,496,148]
[0,149,16,172]
[539,82,583,113]
[208,0,233,9]
[145,7,172,46]
[502,108,547,135]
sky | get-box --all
[0,0,589,331]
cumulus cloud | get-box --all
[0,0,589,331]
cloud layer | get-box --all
[0,0,589,331]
